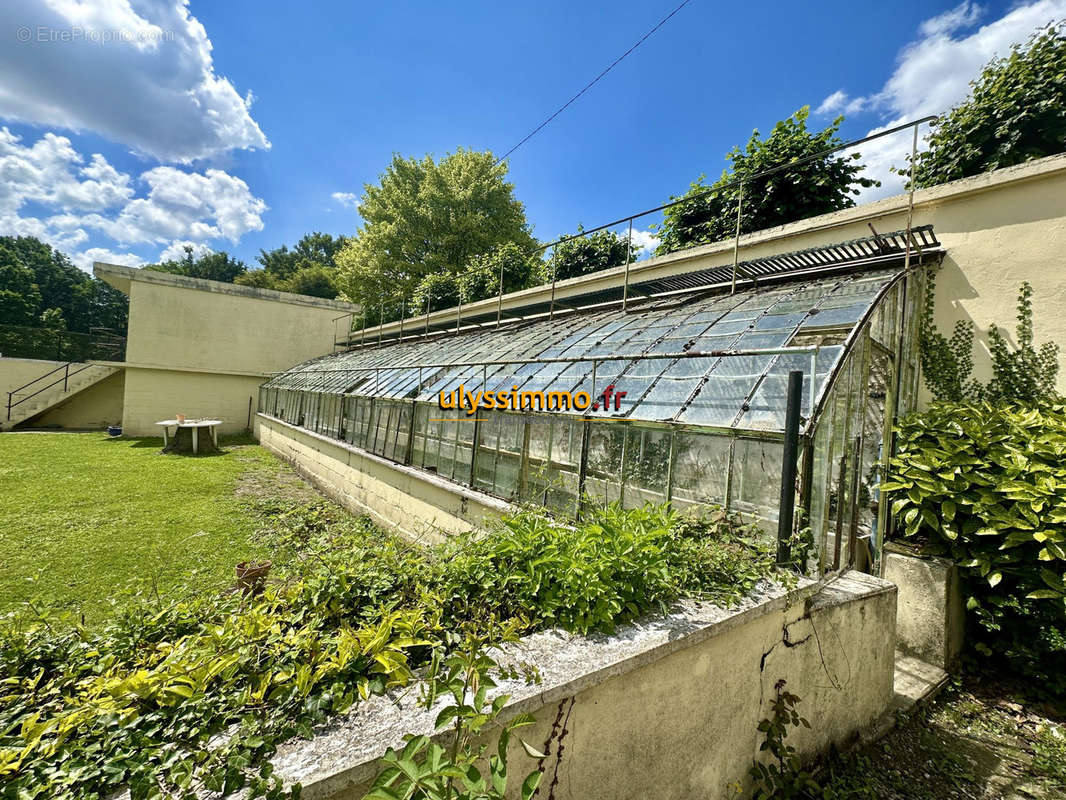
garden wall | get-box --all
[94,262,360,436]
[257,413,511,543]
[271,573,897,800]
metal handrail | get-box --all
[6,362,96,421]
[341,115,939,347]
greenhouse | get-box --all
[261,226,941,573]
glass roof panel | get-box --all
[265,268,901,433]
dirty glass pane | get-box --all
[730,437,783,537]
[621,426,671,507]
[733,346,843,430]
[585,424,625,507]
[493,414,524,499]
[474,413,500,493]
[543,418,581,516]
[671,432,731,511]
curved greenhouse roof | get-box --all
[259,226,939,569]
[267,268,899,433]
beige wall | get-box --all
[124,278,348,376]
[123,368,263,436]
[31,371,125,430]
[274,574,896,800]
[95,263,360,437]
[0,357,67,405]
[257,414,510,543]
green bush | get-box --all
[0,502,775,799]
[883,402,1066,693]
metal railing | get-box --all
[6,361,97,422]
[0,324,126,362]
[335,115,937,350]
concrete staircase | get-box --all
[3,363,118,431]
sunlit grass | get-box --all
[0,432,282,623]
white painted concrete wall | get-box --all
[271,573,897,800]
[257,413,511,543]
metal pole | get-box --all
[496,253,506,329]
[399,297,405,341]
[730,182,744,295]
[590,360,597,410]
[903,122,919,274]
[425,288,432,339]
[777,370,804,566]
[621,218,634,312]
[378,295,384,346]
[548,247,558,320]
[809,349,818,413]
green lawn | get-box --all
[0,432,306,623]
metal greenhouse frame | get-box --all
[261,227,941,574]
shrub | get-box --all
[883,402,1066,693]
[0,502,776,799]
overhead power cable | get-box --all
[494,0,696,165]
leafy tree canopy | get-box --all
[234,232,347,299]
[411,242,544,315]
[336,148,535,323]
[656,107,877,254]
[0,236,127,333]
[548,226,638,282]
[911,23,1066,189]
[145,246,247,283]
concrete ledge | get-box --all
[361,153,1066,341]
[272,571,897,800]
[94,262,361,312]
[256,413,513,542]
[883,546,965,670]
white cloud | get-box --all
[919,1,984,37]
[815,89,848,115]
[0,128,265,271]
[157,239,212,262]
[828,0,1066,198]
[332,191,359,209]
[0,128,132,214]
[93,166,268,244]
[0,0,269,163]
[629,228,660,256]
[74,247,144,269]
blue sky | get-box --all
[1,0,1063,272]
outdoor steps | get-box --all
[891,651,949,713]
[3,364,118,430]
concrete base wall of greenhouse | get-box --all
[256,413,512,542]
[271,573,897,800]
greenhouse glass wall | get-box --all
[261,231,938,574]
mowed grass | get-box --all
[0,432,290,623]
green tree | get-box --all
[656,107,876,254]
[0,248,42,327]
[911,23,1066,189]
[235,232,348,298]
[0,236,127,334]
[281,264,340,298]
[547,227,637,282]
[146,246,247,283]
[336,149,535,324]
